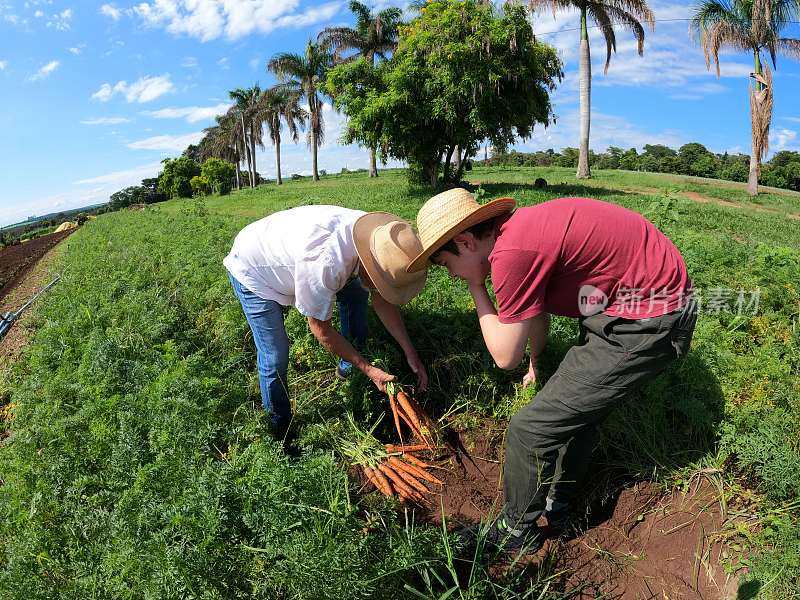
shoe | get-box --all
[336,360,353,379]
[543,510,578,539]
[458,515,544,556]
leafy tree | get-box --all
[326,0,562,187]
[528,0,654,179]
[190,175,211,197]
[158,157,201,199]
[319,1,402,177]
[691,0,800,195]
[268,42,332,182]
[109,187,143,211]
[201,158,236,195]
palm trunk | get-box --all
[240,113,253,188]
[234,159,241,190]
[577,7,592,179]
[369,147,378,177]
[250,123,257,187]
[748,50,762,196]
[311,98,319,182]
[276,135,283,186]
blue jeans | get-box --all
[228,272,368,426]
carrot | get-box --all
[400,391,438,432]
[364,466,393,497]
[377,463,422,501]
[391,456,443,486]
[396,406,423,439]
[402,453,432,469]
[395,392,432,448]
[385,443,429,453]
[387,458,431,493]
[387,390,404,446]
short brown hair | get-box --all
[430,216,498,260]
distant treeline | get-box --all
[484,144,800,192]
[0,205,106,248]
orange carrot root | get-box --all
[387,458,430,493]
[391,456,443,486]
[385,443,429,453]
[378,463,422,501]
[365,465,394,497]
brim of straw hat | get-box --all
[353,212,426,306]
[406,197,516,273]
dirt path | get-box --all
[407,423,741,599]
[1,241,68,368]
[0,230,74,303]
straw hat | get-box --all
[353,212,428,305]
[406,188,515,273]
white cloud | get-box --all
[181,56,198,68]
[127,131,205,151]
[28,60,60,82]
[81,117,132,125]
[47,8,72,31]
[34,9,44,18]
[91,74,175,103]
[100,3,122,21]
[217,56,230,70]
[74,162,162,186]
[771,128,798,152]
[68,44,86,55]
[532,1,752,95]
[131,0,343,42]
[0,60,7,70]
[143,103,230,123]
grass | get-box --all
[1,167,799,598]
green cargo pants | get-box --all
[502,301,698,528]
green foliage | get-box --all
[190,174,212,197]
[158,156,202,199]
[201,158,236,195]
[326,0,562,186]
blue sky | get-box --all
[1,0,799,227]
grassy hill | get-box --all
[1,167,798,598]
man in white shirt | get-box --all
[224,205,428,434]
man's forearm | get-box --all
[308,318,369,372]
[529,313,550,362]
[468,282,529,369]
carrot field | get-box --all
[1,167,798,598]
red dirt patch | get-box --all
[404,421,739,599]
[0,230,74,302]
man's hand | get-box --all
[365,365,395,393]
[522,356,539,388]
[405,351,429,392]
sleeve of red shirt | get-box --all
[491,249,556,324]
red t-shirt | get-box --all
[490,197,692,323]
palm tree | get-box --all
[691,0,800,196]
[529,0,655,179]
[268,42,332,181]
[258,86,308,185]
[318,1,402,177]
[200,112,244,190]
[229,85,265,188]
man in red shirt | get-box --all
[408,188,697,556]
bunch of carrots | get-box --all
[362,446,442,504]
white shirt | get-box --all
[223,205,366,320]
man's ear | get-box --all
[453,232,477,251]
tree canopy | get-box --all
[326,0,562,186]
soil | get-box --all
[387,419,741,600]
[1,235,69,367]
[0,230,74,302]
